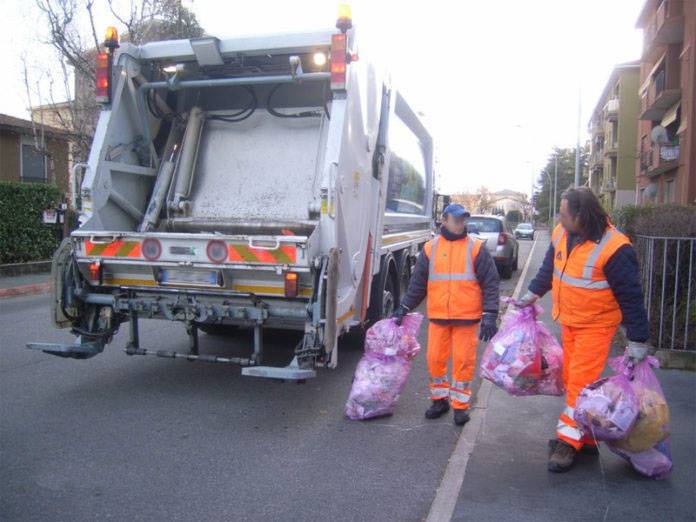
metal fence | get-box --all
[635,236,696,351]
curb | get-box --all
[0,282,52,299]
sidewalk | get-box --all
[0,272,51,299]
[452,231,696,521]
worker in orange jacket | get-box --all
[393,204,500,426]
[517,187,650,472]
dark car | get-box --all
[514,222,535,240]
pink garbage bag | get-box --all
[605,353,672,479]
[574,372,640,441]
[345,313,423,420]
[480,302,564,396]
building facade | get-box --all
[588,62,641,211]
[636,0,696,205]
[0,114,70,193]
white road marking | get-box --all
[425,236,539,522]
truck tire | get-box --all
[396,251,412,307]
[512,252,519,271]
[368,254,398,323]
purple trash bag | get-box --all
[344,313,423,420]
[604,352,672,479]
[574,373,640,441]
[608,438,673,480]
[480,301,563,396]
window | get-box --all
[20,137,46,183]
[466,217,502,233]
[664,179,674,203]
[386,116,427,215]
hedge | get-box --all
[0,181,62,263]
[611,204,696,241]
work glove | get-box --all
[515,291,539,308]
[627,341,650,364]
[391,305,409,326]
[479,312,498,342]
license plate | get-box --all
[159,269,221,287]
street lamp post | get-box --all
[553,153,559,223]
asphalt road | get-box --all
[0,239,533,522]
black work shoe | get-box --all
[453,409,470,426]
[548,439,577,473]
[548,438,599,457]
[425,399,450,419]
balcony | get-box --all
[639,49,681,121]
[604,98,619,121]
[642,0,684,60]
[655,0,684,44]
[640,143,680,176]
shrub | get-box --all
[611,204,696,241]
[0,181,61,263]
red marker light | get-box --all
[95,51,110,104]
[330,34,347,90]
[284,272,299,298]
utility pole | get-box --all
[575,87,582,187]
[553,154,558,223]
[544,171,552,224]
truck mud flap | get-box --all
[26,339,104,359]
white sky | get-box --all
[0,0,645,196]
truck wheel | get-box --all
[512,253,519,271]
[396,253,412,306]
[368,254,398,323]
[382,276,396,319]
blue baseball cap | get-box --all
[442,203,470,218]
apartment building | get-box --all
[635,0,696,205]
[588,62,641,210]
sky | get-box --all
[0,0,646,196]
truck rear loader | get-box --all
[28,11,436,380]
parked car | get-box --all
[467,215,519,279]
[514,222,535,240]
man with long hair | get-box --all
[517,187,649,472]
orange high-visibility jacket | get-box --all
[424,236,484,320]
[551,223,631,327]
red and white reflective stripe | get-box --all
[563,406,575,418]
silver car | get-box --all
[467,215,519,279]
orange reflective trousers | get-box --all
[427,322,479,410]
[556,324,617,449]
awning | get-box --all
[661,101,681,127]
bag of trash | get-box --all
[574,372,639,441]
[608,438,673,480]
[609,354,671,452]
[604,352,673,479]
[480,302,563,396]
[344,313,423,420]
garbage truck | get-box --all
[28,10,435,379]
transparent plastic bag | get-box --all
[604,352,672,479]
[480,302,563,396]
[574,373,639,441]
[344,313,423,420]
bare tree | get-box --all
[25,0,204,163]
